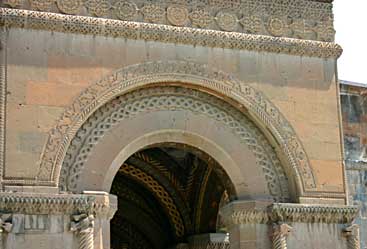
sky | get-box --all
[334,1,367,84]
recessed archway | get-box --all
[60,86,291,202]
[110,144,235,249]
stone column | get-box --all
[343,224,360,249]
[0,215,12,249]
[71,214,95,249]
[271,223,292,249]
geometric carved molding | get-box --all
[221,201,359,226]
[30,61,317,198]
[1,0,335,42]
[0,8,342,59]
[60,86,290,203]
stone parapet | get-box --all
[0,8,342,59]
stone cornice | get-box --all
[221,201,359,225]
[0,8,342,59]
[1,0,334,42]
[0,192,117,218]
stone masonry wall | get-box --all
[340,81,367,249]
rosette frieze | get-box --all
[1,0,335,42]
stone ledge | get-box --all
[220,200,359,225]
[0,191,117,218]
[0,7,342,59]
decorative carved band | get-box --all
[0,8,342,59]
[0,192,117,217]
[271,203,359,224]
[71,214,95,249]
[1,0,334,42]
[272,223,292,249]
[221,201,359,226]
[343,224,360,249]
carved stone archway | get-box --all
[35,60,315,200]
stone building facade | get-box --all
[0,0,361,249]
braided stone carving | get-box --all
[343,224,360,249]
[71,214,94,249]
[60,87,290,202]
[272,223,292,249]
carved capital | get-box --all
[71,214,94,249]
[220,201,359,226]
[70,214,94,233]
[0,192,117,218]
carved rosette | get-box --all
[272,223,292,249]
[56,0,82,15]
[113,0,138,21]
[167,5,189,26]
[71,214,95,249]
[343,224,360,249]
[85,0,110,17]
[267,16,286,37]
[216,11,238,32]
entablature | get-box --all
[1,0,334,42]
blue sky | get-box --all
[334,1,367,84]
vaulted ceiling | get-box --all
[110,145,235,249]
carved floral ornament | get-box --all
[1,0,336,42]
[0,8,342,59]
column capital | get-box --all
[0,191,117,219]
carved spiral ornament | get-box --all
[216,11,238,32]
[167,5,189,26]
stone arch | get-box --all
[37,60,316,200]
[60,86,289,201]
